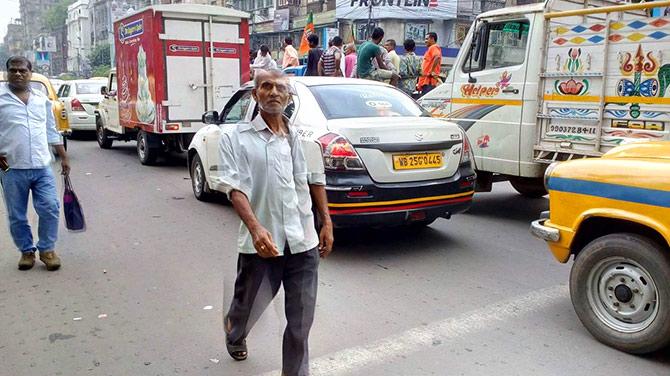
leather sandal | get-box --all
[224,315,247,361]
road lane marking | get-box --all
[256,284,569,376]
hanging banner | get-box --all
[336,0,456,20]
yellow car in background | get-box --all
[531,141,670,354]
[0,71,71,147]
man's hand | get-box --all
[318,221,334,258]
[53,145,69,175]
[61,157,71,176]
[0,155,9,171]
[250,225,279,258]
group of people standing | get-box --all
[251,26,442,97]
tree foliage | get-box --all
[88,43,111,69]
[45,0,75,33]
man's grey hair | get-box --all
[253,68,288,88]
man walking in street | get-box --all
[305,34,322,76]
[318,36,344,77]
[0,56,70,271]
[357,27,399,86]
[282,37,299,69]
[417,32,442,96]
[218,69,334,376]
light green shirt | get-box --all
[215,115,324,255]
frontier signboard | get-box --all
[335,0,456,20]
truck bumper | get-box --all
[530,211,560,242]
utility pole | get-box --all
[366,0,373,39]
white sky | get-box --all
[0,0,21,42]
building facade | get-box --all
[4,22,26,57]
[243,0,511,68]
[67,0,92,75]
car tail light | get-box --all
[318,133,365,171]
[460,133,472,165]
[71,98,85,112]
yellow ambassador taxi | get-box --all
[0,71,70,146]
[531,141,670,355]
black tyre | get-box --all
[96,117,113,149]
[509,177,547,198]
[137,130,159,165]
[190,154,216,202]
[570,233,670,354]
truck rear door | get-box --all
[163,18,244,124]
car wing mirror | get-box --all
[202,110,221,125]
[100,86,108,95]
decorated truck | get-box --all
[419,0,670,197]
[95,4,250,165]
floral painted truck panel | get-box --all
[539,15,670,154]
[112,5,250,135]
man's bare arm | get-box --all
[309,184,334,257]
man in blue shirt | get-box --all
[0,56,70,271]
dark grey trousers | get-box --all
[225,246,319,376]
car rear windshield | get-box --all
[308,84,428,120]
[76,82,105,94]
[0,81,48,96]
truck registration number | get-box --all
[549,125,597,135]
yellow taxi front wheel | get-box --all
[570,233,670,354]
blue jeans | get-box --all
[0,168,60,253]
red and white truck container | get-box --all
[95,4,250,165]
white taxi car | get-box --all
[58,79,106,132]
[188,77,476,227]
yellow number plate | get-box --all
[392,153,443,170]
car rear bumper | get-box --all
[68,112,96,130]
[326,164,476,227]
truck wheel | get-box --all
[137,131,159,165]
[570,233,670,354]
[509,177,547,198]
[190,154,215,202]
[96,118,113,149]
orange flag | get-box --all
[298,12,314,56]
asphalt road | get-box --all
[0,138,668,376]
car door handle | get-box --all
[502,87,519,94]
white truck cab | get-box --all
[420,0,670,197]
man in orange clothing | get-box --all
[417,32,441,96]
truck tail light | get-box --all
[71,98,85,112]
[318,133,365,171]
[460,133,472,165]
[165,123,180,131]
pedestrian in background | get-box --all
[384,39,401,75]
[282,37,299,69]
[219,69,333,376]
[251,45,277,74]
[0,56,70,271]
[319,36,344,77]
[305,34,322,76]
[357,27,399,86]
[417,32,442,96]
[398,38,422,97]
[344,43,357,78]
